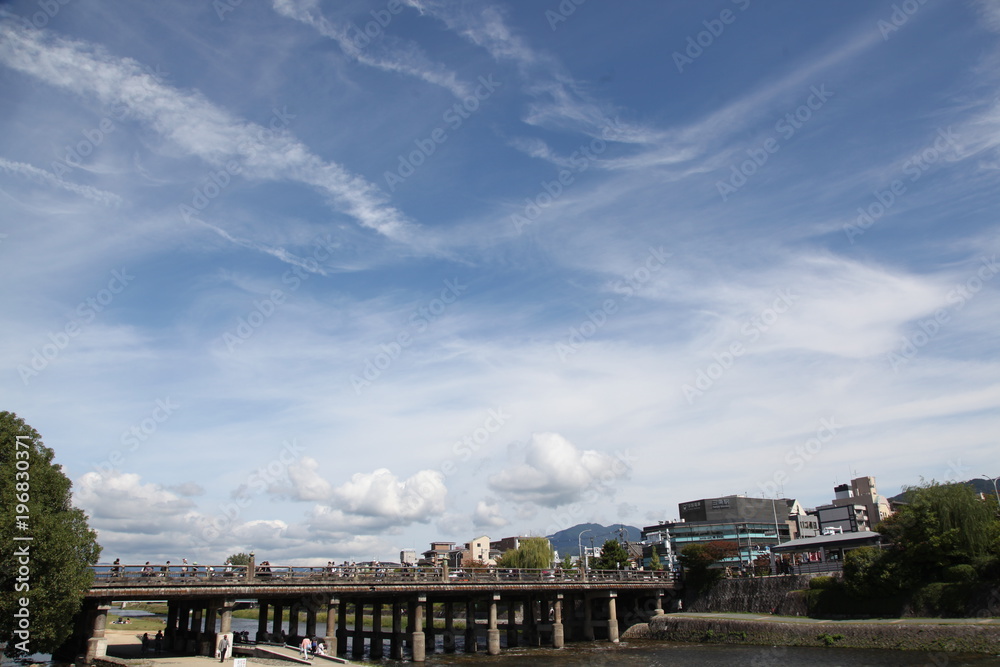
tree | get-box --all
[0,412,101,656]
[677,541,737,591]
[495,537,553,569]
[592,539,630,570]
[649,546,663,571]
[560,553,575,571]
[226,552,251,566]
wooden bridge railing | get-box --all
[91,564,675,585]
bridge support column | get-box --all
[256,601,268,642]
[370,601,383,659]
[654,589,664,616]
[176,602,190,651]
[487,595,500,655]
[583,596,594,641]
[201,601,217,656]
[351,600,365,659]
[271,603,283,641]
[84,600,110,664]
[523,596,537,646]
[189,606,202,653]
[325,597,337,656]
[506,600,518,648]
[336,599,348,656]
[305,604,317,638]
[288,602,299,640]
[552,594,564,648]
[442,601,454,652]
[464,598,477,653]
[424,599,435,652]
[217,599,234,661]
[390,600,403,660]
[607,594,619,644]
[410,595,426,663]
[166,601,179,650]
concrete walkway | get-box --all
[103,631,362,667]
[672,612,1000,625]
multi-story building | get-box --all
[811,476,893,533]
[418,541,455,566]
[399,549,417,566]
[643,495,805,569]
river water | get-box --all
[7,612,1000,667]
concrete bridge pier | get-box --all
[410,595,426,663]
[583,595,595,641]
[487,595,500,655]
[464,599,477,653]
[84,600,110,663]
[305,602,317,639]
[552,594,565,648]
[256,601,269,642]
[442,601,455,652]
[606,593,619,643]
[271,602,284,641]
[215,598,234,660]
[370,601,384,659]
[288,602,300,639]
[390,599,404,659]
[424,598,436,652]
[506,599,519,648]
[351,600,365,659]
[325,596,338,656]
[336,599,349,655]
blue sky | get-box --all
[2,0,999,564]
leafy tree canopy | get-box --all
[0,412,102,657]
[650,546,663,571]
[591,539,630,570]
[495,537,553,569]
[226,552,252,566]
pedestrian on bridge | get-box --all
[299,636,311,660]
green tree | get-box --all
[227,552,252,566]
[650,546,663,571]
[592,539,630,570]
[0,412,102,656]
[495,537,553,569]
[677,541,737,591]
[560,553,575,571]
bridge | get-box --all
[73,558,679,663]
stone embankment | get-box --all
[684,574,811,615]
[639,613,1000,654]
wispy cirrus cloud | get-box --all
[0,16,416,242]
[0,156,123,206]
[272,0,472,99]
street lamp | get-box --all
[578,529,592,573]
[981,474,1000,509]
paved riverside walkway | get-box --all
[103,631,362,667]
[671,612,1000,625]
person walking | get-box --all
[218,634,229,662]
[299,635,311,660]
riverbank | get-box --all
[640,612,1000,654]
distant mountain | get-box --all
[546,523,642,557]
[889,478,999,503]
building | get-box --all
[399,549,417,567]
[811,476,893,533]
[771,530,883,575]
[418,541,455,566]
[643,495,805,570]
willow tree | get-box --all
[0,412,101,656]
[495,537,554,569]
